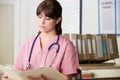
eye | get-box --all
[38,16,42,19]
[45,17,51,20]
[38,15,42,19]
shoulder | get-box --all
[20,35,36,48]
[59,35,75,49]
[59,35,71,44]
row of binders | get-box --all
[63,33,119,62]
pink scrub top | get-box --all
[14,35,80,75]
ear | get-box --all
[56,17,62,24]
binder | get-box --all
[95,34,103,59]
[77,34,82,60]
[81,35,87,60]
[84,34,93,60]
[101,35,108,60]
[105,34,119,59]
[91,34,98,60]
[70,34,78,49]
[77,34,87,60]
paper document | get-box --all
[0,64,66,80]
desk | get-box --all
[82,77,120,80]
[81,65,120,70]
[80,65,120,80]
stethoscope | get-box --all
[26,32,60,70]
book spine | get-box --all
[96,35,103,59]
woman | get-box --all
[2,0,79,80]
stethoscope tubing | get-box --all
[28,32,40,62]
[27,32,60,69]
[48,35,60,53]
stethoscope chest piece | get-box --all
[26,62,31,70]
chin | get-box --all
[39,28,46,32]
[39,30,47,33]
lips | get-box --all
[40,25,46,28]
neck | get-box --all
[40,32,57,38]
[39,32,58,49]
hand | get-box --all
[28,74,45,80]
[1,74,12,80]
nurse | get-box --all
[2,0,79,80]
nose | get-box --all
[41,18,45,24]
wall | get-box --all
[82,0,98,34]
[0,1,14,65]
[0,0,120,78]
[0,0,21,63]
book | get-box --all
[81,35,87,60]
[91,34,98,60]
[105,34,119,59]
[77,34,83,60]
[70,34,78,49]
[0,64,66,80]
[84,34,93,60]
[95,34,103,59]
[101,35,108,60]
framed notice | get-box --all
[98,0,120,36]
[98,0,116,34]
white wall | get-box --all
[0,4,14,64]
[0,0,120,78]
[82,0,98,34]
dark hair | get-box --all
[36,0,62,35]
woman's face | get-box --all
[37,12,59,34]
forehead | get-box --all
[38,12,45,16]
[38,12,58,21]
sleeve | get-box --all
[60,41,80,75]
[14,41,29,70]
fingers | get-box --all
[1,74,12,80]
[28,74,44,80]
[1,74,8,80]
[2,74,8,78]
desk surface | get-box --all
[79,65,120,80]
[82,77,120,80]
[80,65,120,70]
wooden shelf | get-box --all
[76,64,120,80]
[82,77,120,80]
[81,65,120,70]
[80,63,120,70]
